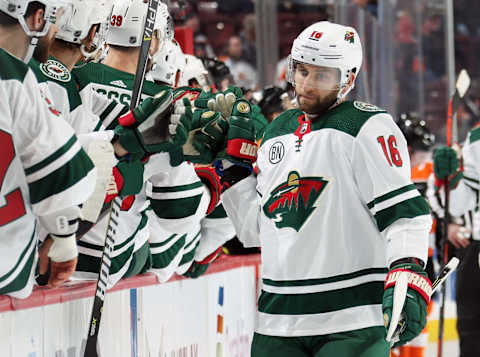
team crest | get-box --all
[40,59,71,82]
[344,31,355,43]
[263,171,329,232]
[353,101,383,112]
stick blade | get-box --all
[456,69,471,98]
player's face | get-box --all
[294,63,340,115]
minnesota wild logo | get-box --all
[344,31,355,44]
[263,171,329,232]
[40,59,71,82]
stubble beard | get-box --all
[297,89,338,117]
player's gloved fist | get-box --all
[105,154,145,203]
[183,246,222,279]
[207,86,243,119]
[195,165,222,215]
[433,145,463,189]
[169,103,229,166]
[115,87,174,155]
[193,88,216,110]
[217,99,257,167]
[382,259,432,347]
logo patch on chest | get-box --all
[269,141,285,164]
[263,171,329,232]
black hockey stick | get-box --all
[438,69,470,357]
[83,1,160,356]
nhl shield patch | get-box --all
[40,59,71,82]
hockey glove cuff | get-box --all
[383,258,432,347]
[195,166,222,215]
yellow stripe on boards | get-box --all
[427,318,458,342]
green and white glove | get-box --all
[169,98,228,166]
[115,87,176,155]
[206,86,243,119]
[382,258,432,347]
[433,145,463,188]
[217,99,257,167]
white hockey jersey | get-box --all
[0,49,95,298]
[223,102,431,336]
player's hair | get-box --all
[0,1,44,27]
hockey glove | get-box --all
[169,99,229,166]
[105,154,145,203]
[382,258,432,347]
[217,99,258,167]
[194,165,222,215]
[206,86,243,119]
[433,145,463,189]
[115,87,177,155]
[183,246,223,279]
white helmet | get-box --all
[179,54,211,90]
[55,0,113,58]
[106,0,173,49]
[150,39,185,86]
[287,21,362,100]
[0,0,65,61]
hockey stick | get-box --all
[83,1,160,356]
[387,257,460,347]
[439,69,470,357]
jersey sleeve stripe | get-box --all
[258,281,384,315]
[148,186,204,200]
[28,148,94,204]
[24,135,77,176]
[151,181,203,193]
[151,235,186,269]
[463,175,480,190]
[0,229,35,288]
[374,196,430,232]
[206,204,228,219]
[149,195,203,219]
[370,189,420,213]
[100,102,128,130]
[263,267,388,287]
[367,184,417,209]
[178,231,201,267]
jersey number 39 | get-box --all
[0,130,26,226]
[377,135,403,167]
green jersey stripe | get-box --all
[115,212,148,251]
[152,181,203,193]
[25,135,77,176]
[184,231,201,251]
[122,241,151,278]
[374,196,430,232]
[151,235,186,269]
[469,127,480,143]
[464,175,479,184]
[150,195,202,219]
[207,204,228,219]
[28,148,94,204]
[258,281,384,315]
[263,267,388,287]
[0,228,35,285]
[367,184,417,209]
[0,242,36,295]
[179,238,200,267]
[150,233,182,248]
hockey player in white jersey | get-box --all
[192,21,433,356]
[433,131,480,356]
[72,0,223,284]
[0,0,96,296]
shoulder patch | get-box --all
[40,59,71,83]
[353,101,383,112]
